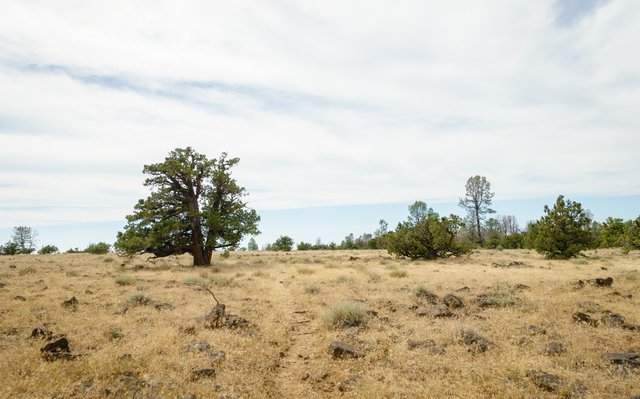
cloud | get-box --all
[0,0,639,228]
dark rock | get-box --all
[575,280,586,288]
[601,311,626,327]
[407,339,435,350]
[224,315,249,329]
[432,305,454,318]
[572,312,599,327]
[441,294,464,309]
[203,304,226,328]
[14,295,26,301]
[31,327,53,339]
[41,337,74,361]
[85,289,93,295]
[545,342,566,355]
[62,296,78,310]
[456,286,470,292]
[577,301,601,313]
[460,330,493,352]
[155,303,174,311]
[190,368,215,381]
[513,284,530,290]
[366,309,378,317]
[337,374,359,392]
[602,352,640,368]
[526,370,564,392]
[184,342,211,352]
[328,341,362,359]
[570,382,588,397]
[0,282,5,288]
[415,307,429,316]
[593,277,613,287]
[415,290,439,304]
[623,323,640,331]
[9,264,16,269]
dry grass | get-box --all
[0,249,639,398]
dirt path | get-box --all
[268,269,325,398]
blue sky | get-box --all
[1,1,639,250]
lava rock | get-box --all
[601,311,626,327]
[441,294,464,309]
[432,305,454,318]
[526,370,564,392]
[593,277,613,287]
[62,296,78,310]
[41,337,74,361]
[545,342,566,355]
[155,303,174,311]
[602,352,640,368]
[407,339,435,350]
[460,330,493,352]
[572,312,599,327]
[190,368,215,381]
[31,327,53,340]
[328,341,362,359]
[184,342,211,352]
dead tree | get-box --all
[197,284,226,328]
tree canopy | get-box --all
[115,147,260,266]
[459,176,495,246]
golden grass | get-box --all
[0,249,638,398]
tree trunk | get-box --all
[475,205,483,246]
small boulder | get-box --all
[545,342,566,356]
[526,370,564,392]
[602,352,640,368]
[30,327,53,340]
[183,342,211,352]
[41,337,74,361]
[593,277,613,287]
[14,295,26,301]
[190,368,215,381]
[601,311,626,327]
[415,307,429,316]
[337,374,359,392]
[407,339,435,350]
[328,341,362,359]
[155,303,174,311]
[432,305,454,318]
[513,284,530,290]
[460,330,493,352]
[62,296,78,310]
[572,312,599,327]
[224,315,249,329]
[520,325,546,336]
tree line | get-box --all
[3,149,638,263]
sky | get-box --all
[1,0,639,251]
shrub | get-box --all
[84,242,111,254]
[322,301,368,328]
[297,267,315,275]
[220,249,231,259]
[65,247,82,254]
[38,245,59,255]
[18,266,36,275]
[183,276,207,286]
[304,284,321,294]
[114,275,136,286]
[127,292,152,306]
[269,236,294,251]
[387,212,470,260]
[210,275,239,287]
[390,269,408,278]
[532,196,592,259]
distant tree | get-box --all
[599,217,626,248]
[0,242,20,255]
[65,247,83,254]
[624,216,640,252]
[297,241,313,251]
[459,176,495,246]
[387,203,469,259]
[484,217,502,248]
[374,219,388,238]
[408,201,433,225]
[533,195,592,259]
[115,148,260,266]
[341,233,355,249]
[38,244,59,254]
[270,236,294,251]
[499,215,519,236]
[247,237,259,251]
[84,242,111,254]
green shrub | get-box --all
[38,245,59,255]
[304,284,321,294]
[297,267,315,275]
[19,266,36,275]
[531,196,592,259]
[127,292,152,306]
[322,301,368,328]
[84,242,111,254]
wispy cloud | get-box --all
[0,0,638,228]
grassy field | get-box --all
[0,249,638,398]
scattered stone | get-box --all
[14,295,26,301]
[572,312,599,327]
[85,289,93,295]
[574,280,586,289]
[577,301,601,313]
[328,341,362,359]
[224,315,249,329]
[312,369,329,381]
[62,296,78,310]
[593,277,613,287]
[526,370,564,392]
[210,351,226,362]
[601,266,608,270]
[602,352,640,368]
[415,290,439,304]
[456,286,470,292]
[460,330,493,352]
[190,368,215,381]
[415,307,429,316]
[30,327,53,340]
[441,294,464,309]
[570,382,588,397]
[432,305,454,318]
[9,264,16,269]
[202,303,226,329]
[348,256,359,261]
[407,339,435,350]
[0,282,5,288]
[41,337,74,361]
[623,324,640,331]
[513,284,530,290]
[366,309,378,317]
[491,260,531,268]
[337,374,359,392]
[155,303,175,311]
[545,342,566,355]
[181,326,197,335]
[2,327,18,335]
[601,311,626,327]
[184,342,211,352]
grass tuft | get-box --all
[390,269,408,278]
[322,301,368,328]
[127,292,152,306]
[114,275,136,286]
